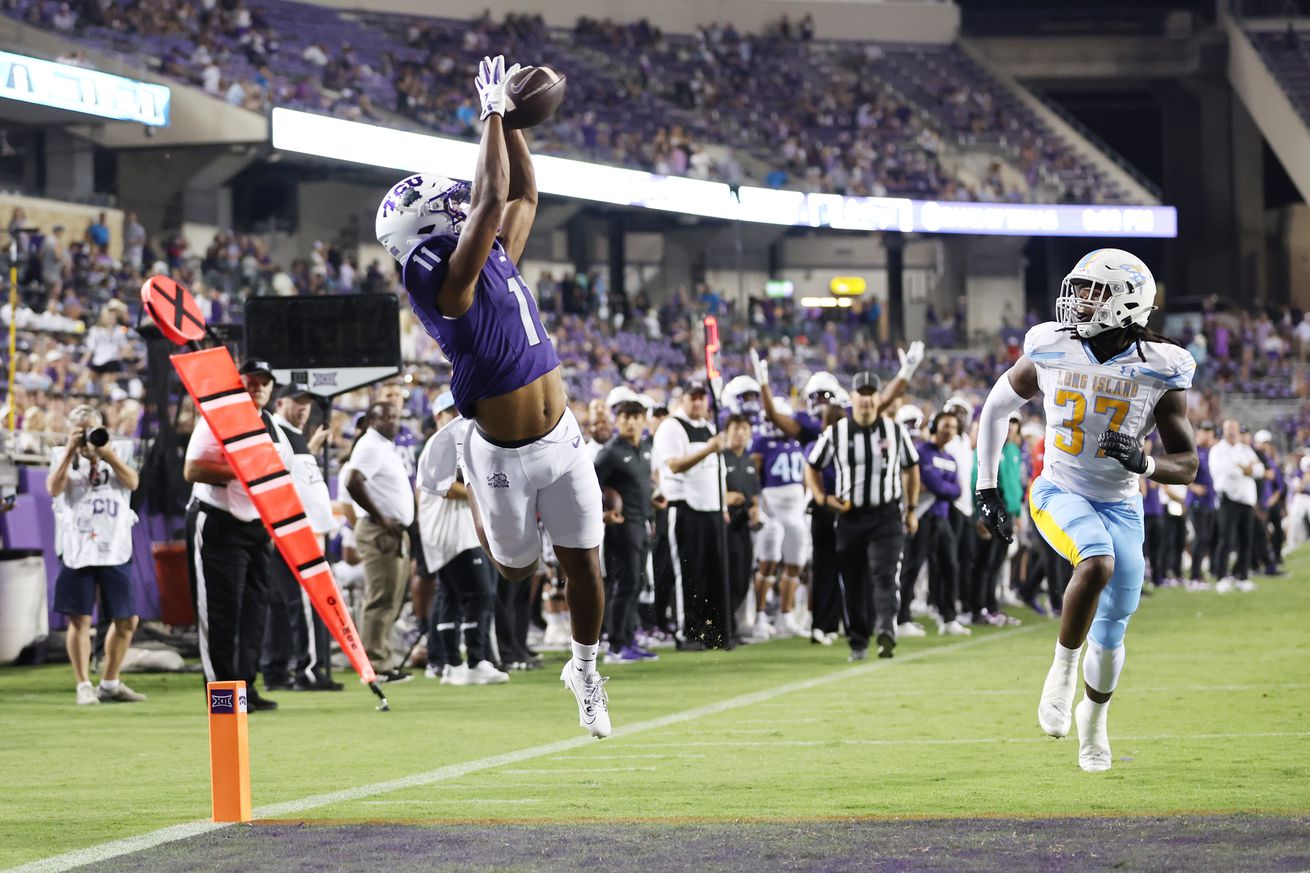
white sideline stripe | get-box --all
[630,731,1310,749]
[4,627,1033,873]
[750,682,1310,705]
[361,799,544,805]
[500,767,657,774]
[551,754,707,760]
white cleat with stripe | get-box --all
[1075,697,1112,772]
[1037,658,1079,738]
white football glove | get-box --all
[749,347,769,387]
[474,55,521,121]
[896,340,925,381]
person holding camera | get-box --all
[48,404,144,706]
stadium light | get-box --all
[270,108,1178,238]
[0,50,170,126]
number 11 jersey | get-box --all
[403,234,560,420]
[1024,321,1195,503]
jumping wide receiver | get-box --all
[974,249,1197,772]
[376,56,609,737]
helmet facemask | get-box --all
[1057,276,1121,338]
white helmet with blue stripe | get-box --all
[1057,248,1157,339]
[723,375,762,415]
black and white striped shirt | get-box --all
[808,415,919,508]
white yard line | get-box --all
[751,682,1310,706]
[499,767,657,774]
[360,799,544,805]
[631,731,1310,749]
[5,627,1033,873]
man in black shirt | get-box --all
[596,400,659,664]
[721,414,760,639]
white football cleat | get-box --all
[1075,697,1112,772]
[753,614,774,641]
[1235,579,1258,593]
[468,660,509,685]
[779,612,805,637]
[76,682,99,706]
[940,620,971,636]
[440,663,470,686]
[897,621,927,638]
[1037,657,1079,738]
[1215,577,1235,594]
[561,660,611,739]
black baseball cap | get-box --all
[685,379,710,396]
[614,400,647,418]
[852,372,881,394]
[239,358,276,382]
[278,382,314,401]
[1198,420,1216,432]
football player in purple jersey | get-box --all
[376,55,609,738]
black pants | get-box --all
[668,503,730,648]
[897,516,929,625]
[970,533,1006,619]
[495,572,533,663]
[836,504,904,652]
[923,513,960,622]
[1189,505,1216,580]
[725,521,753,635]
[260,549,308,685]
[1216,497,1255,581]
[1020,537,1068,612]
[604,521,649,650]
[810,504,842,634]
[1145,514,1167,588]
[1163,513,1187,579]
[949,507,976,617]
[651,508,676,633]
[1268,503,1286,569]
[431,547,493,667]
[187,501,270,686]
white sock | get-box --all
[99,678,120,691]
[1083,639,1125,695]
[1084,696,1110,719]
[571,640,599,677]
[1054,640,1081,674]
[77,680,93,691]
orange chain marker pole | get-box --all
[207,681,252,822]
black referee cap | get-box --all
[852,371,881,394]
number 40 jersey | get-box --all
[1024,321,1195,504]
[403,233,560,420]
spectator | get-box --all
[48,404,144,706]
[86,212,110,253]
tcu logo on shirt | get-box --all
[487,472,510,489]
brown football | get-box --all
[503,65,567,129]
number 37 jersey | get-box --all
[403,233,560,420]
[1024,321,1195,503]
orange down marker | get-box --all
[207,681,252,822]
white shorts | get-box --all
[460,408,603,569]
[757,484,808,567]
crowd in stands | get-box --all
[6,0,1128,203]
[5,206,1310,464]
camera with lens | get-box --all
[84,426,110,448]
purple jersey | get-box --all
[403,235,560,419]
[751,434,807,489]
[793,410,825,444]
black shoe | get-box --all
[263,676,294,692]
[848,647,868,662]
[876,632,896,659]
[379,668,413,684]
[247,688,279,712]
[676,639,707,652]
[294,674,344,692]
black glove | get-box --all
[976,487,1013,545]
[1098,431,1148,474]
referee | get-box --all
[806,372,920,661]
[653,379,730,650]
[184,359,291,711]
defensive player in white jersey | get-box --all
[974,249,1198,772]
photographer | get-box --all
[48,405,144,706]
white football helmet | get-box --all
[1056,248,1157,339]
[943,395,974,423]
[723,375,762,414]
[804,371,843,413]
[376,174,472,264]
[895,404,924,433]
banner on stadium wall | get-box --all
[0,50,170,127]
[270,107,1177,239]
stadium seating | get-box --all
[1247,25,1310,127]
[6,0,1130,203]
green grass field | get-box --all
[2,549,1309,871]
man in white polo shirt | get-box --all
[346,401,416,683]
[184,359,291,712]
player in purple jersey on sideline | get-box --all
[749,401,810,639]
[748,343,924,643]
[376,55,609,738]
